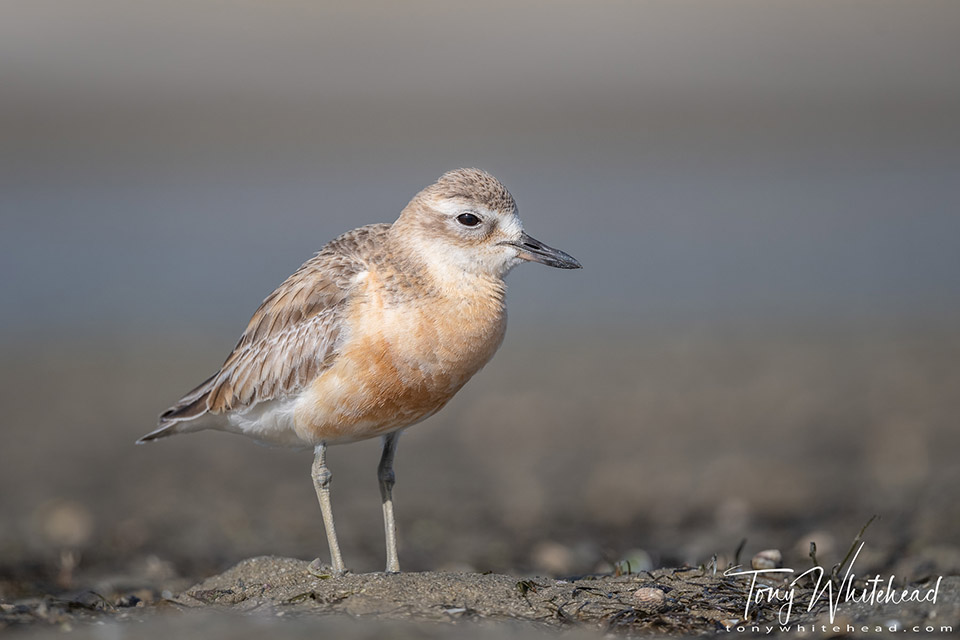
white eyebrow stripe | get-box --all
[430,199,523,234]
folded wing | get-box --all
[139,224,388,442]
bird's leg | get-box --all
[378,432,401,573]
[310,443,346,575]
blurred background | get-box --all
[2,1,959,596]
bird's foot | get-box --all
[307,557,347,578]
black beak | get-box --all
[503,232,582,269]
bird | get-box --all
[138,168,581,574]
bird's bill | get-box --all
[503,232,582,269]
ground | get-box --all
[3,556,958,637]
[1,325,959,636]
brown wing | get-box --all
[154,224,389,428]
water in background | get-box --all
[2,1,959,339]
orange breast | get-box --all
[294,271,507,445]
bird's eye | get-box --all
[456,212,481,227]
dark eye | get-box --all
[456,212,481,227]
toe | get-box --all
[307,557,348,578]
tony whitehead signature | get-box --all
[724,542,942,625]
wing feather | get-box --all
[156,224,389,426]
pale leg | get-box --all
[311,443,346,574]
[378,432,401,573]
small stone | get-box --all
[593,560,615,574]
[115,594,141,608]
[531,541,575,576]
[35,500,94,548]
[751,549,783,570]
[633,586,667,612]
[129,589,155,605]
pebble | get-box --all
[751,549,783,570]
[35,500,94,548]
[531,541,575,576]
[633,586,667,612]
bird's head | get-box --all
[394,168,581,281]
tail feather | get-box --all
[136,421,183,444]
[137,373,218,444]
